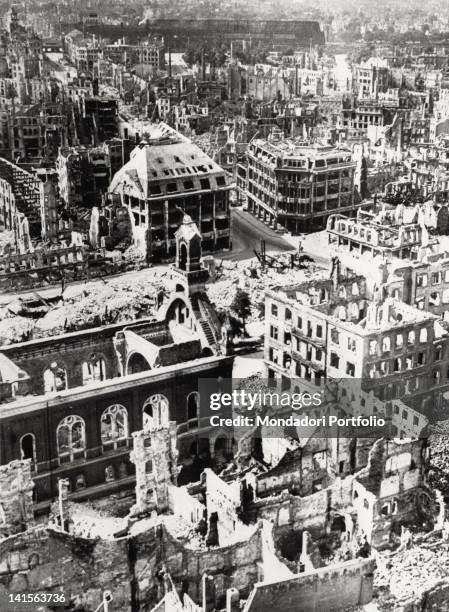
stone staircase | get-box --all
[190,293,221,351]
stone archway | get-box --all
[126,352,151,375]
[165,296,191,327]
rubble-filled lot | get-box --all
[0,269,169,345]
[207,254,322,323]
[374,532,449,610]
[0,253,324,345]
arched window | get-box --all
[57,415,86,463]
[179,243,188,270]
[82,356,106,385]
[43,362,67,393]
[20,433,36,470]
[101,404,128,449]
[187,392,200,429]
[74,474,86,490]
[143,395,169,431]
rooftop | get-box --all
[270,274,436,333]
[249,137,354,165]
[110,124,227,196]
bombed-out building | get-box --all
[0,373,435,611]
[108,123,231,261]
[0,216,233,511]
[264,260,449,419]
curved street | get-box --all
[218,208,294,261]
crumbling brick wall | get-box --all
[132,521,264,610]
[0,516,266,612]
[244,557,375,612]
[0,527,131,611]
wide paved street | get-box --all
[217,208,294,261]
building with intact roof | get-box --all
[108,122,231,261]
[242,134,359,234]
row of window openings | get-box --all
[20,393,201,465]
[271,288,362,319]
[148,176,225,196]
[368,330,430,355]
[270,324,360,352]
[416,270,449,286]
[55,461,130,495]
[354,490,399,516]
[369,362,445,384]
[273,342,445,385]
[269,330,324,360]
[268,347,333,373]
[416,290,449,308]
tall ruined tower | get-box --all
[130,423,178,516]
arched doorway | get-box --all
[166,297,190,326]
[179,242,188,270]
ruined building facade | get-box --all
[264,261,449,419]
[0,216,233,511]
[108,123,231,261]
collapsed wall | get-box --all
[132,521,265,610]
[0,527,131,611]
[0,459,34,538]
[0,519,265,612]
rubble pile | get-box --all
[51,501,127,540]
[32,270,168,340]
[0,254,321,343]
[164,514,207,549]
[207,254,322,322]
[374,533,449,609]
[0,315,35,345]
[428,420,449,500]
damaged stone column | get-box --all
[57,478,70,530]
[0,459,35,536]
[299,531,314,572]
[434,489,446,531]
